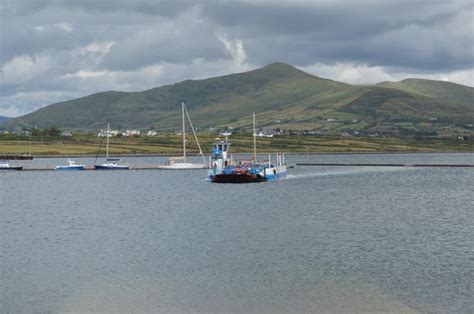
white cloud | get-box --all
[0,105,24,117]
[83,41,115,54]
[301,63,394,85]
[54,23,73,33]
[33,23,74,33]
[300,62,474,86]
[0,90,74,117]
[218,35,248,70]
[1,54,51,85]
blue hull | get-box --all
[263,171,287,181]
[55,166,84,171]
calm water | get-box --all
[1,153,473,313]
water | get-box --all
[1,153,473,313]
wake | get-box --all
[283,166,412,181]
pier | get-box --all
[4,165,208,171]
[296,163,474,167]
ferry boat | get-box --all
[0,162,23,171]
[55,159,85,171]
[208,113,287,183]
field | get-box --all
[0,133,472,156]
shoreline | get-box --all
[29,150,474,159]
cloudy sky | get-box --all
[1,0,473,117]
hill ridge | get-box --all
[1,63,473,136]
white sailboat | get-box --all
[158,102,207,170]
[94,124,129,170]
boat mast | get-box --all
[182,102,186,162]
[106,123,109,159]
[253,112,257,161]
[183,103,206,163]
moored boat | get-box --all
[94,162,129,170]
[0,162,22,171]
[55,159,85,171]
[94,123,129,170]
[157,102,207,170]
[158,157,207,170]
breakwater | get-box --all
[0,154,33,160]
[296,163,474,167]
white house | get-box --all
[123,129,140,136]
[98,129,118,137]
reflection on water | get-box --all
[1,153,473,313]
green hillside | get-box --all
[2,63,473,137]
[378,79,473,107]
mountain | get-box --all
[2,63,473,136]
[0,115,12,124]
[377,79,473,107]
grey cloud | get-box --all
[202,0,473,71]
[1,0,472,116]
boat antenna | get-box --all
[182,102,186,162]
[253,112,257,161]
[106,123,110,159]
[183,102,206,163]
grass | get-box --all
[1,133,472,156]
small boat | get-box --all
[94,162,129,170]
[94,123,129,170]
[158,102,206,170]
[0,162,22,171]
[55,159,85,171]
[158,157,207,170]
[209,113,287,183]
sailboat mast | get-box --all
[184,103,206,163]
[253,112,257,161]
[182,102,186,161]
[106,123,109,159]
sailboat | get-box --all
[208,113,287,183]
[94,124,129,170]
[158,102,206,170]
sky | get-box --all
[1,0,473,117]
